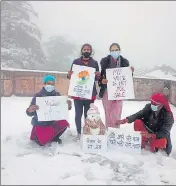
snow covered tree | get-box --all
[1,1,46,69]
[43,36,77,72]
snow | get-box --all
[1,97,176,185]
[20,18,41,42]
[134,75,176,82]
[139,69,176,81]
[1,67,67,74]
[134,67,176,81]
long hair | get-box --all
[80,43,93,56]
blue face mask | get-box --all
[110,51,120,59]
[151,104,159,112]
[44,85,55,92]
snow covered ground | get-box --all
[1,97,176,185]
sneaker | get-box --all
[73,134,81,142]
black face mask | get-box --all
[82,52,91,58]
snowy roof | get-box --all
[134,75,176,81]
[1,67,67,74]
[134,65,176,81]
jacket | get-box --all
[26,88,61,126]
[126,103,174,139]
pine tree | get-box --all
[1,1,46,69]
[43,36,77,72]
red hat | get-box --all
[151,93,173,114]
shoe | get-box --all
[73,134,81,142]
[52,136,62,144]
[57,138,62,144]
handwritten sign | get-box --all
[82,135,107,154]
[36,96,69,121]
[68,64,95,99]
[106,67,135,100]
[107,128,141,155]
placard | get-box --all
[107,128,141,155]
[68,64,95,99]
[82,135,107,154]
[36,96,68,121]
[106,67,135,100]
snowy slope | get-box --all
[1,97,176,185]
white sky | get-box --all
[31,1,176,69]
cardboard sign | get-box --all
[68,64,95,99]
[106,67,135,100]
[36,96,68,121]
[82,135,107,154]
[107,128,141,155]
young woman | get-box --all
[67,44,100,141]
[26,75,72,146]
[116,93,174,155]
[99,43,133,128]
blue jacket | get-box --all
[26,88,61,126]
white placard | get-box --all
[82,135,107,154]
[68,64,95,99]
[107,128,141,155]
[106,67,135,100]
[36,96,69,121]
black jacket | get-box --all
[127,103,174,139]
[98,55,130,98]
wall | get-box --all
[1,69,176,105]
[1,69,69,97]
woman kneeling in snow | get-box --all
[116,93,174,156]
[26,75,72,146]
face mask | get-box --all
[110,51,120,59]
[151,104,159,112]
[82,52,91,58]
[44,85,55,92]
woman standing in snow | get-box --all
[116,93,174,155]
[26,75,72,146]
[98,43,133,128]
[67,44,100,141]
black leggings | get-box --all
[74,99,94,134]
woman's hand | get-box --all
[67,100,72,110]
[102,79,108,84]
[95,71,101,77]
[116,118,128,126]
[27,105,39,113]
[67,71,73,79]
[131,66,134,72]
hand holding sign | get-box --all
[95,71,101,78]
[67,100,72,110]
[27,105,39,113]
[131,66,134,73]
[102,79,108,84]
[67,70,73,79]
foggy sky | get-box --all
[31,1,176,69]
